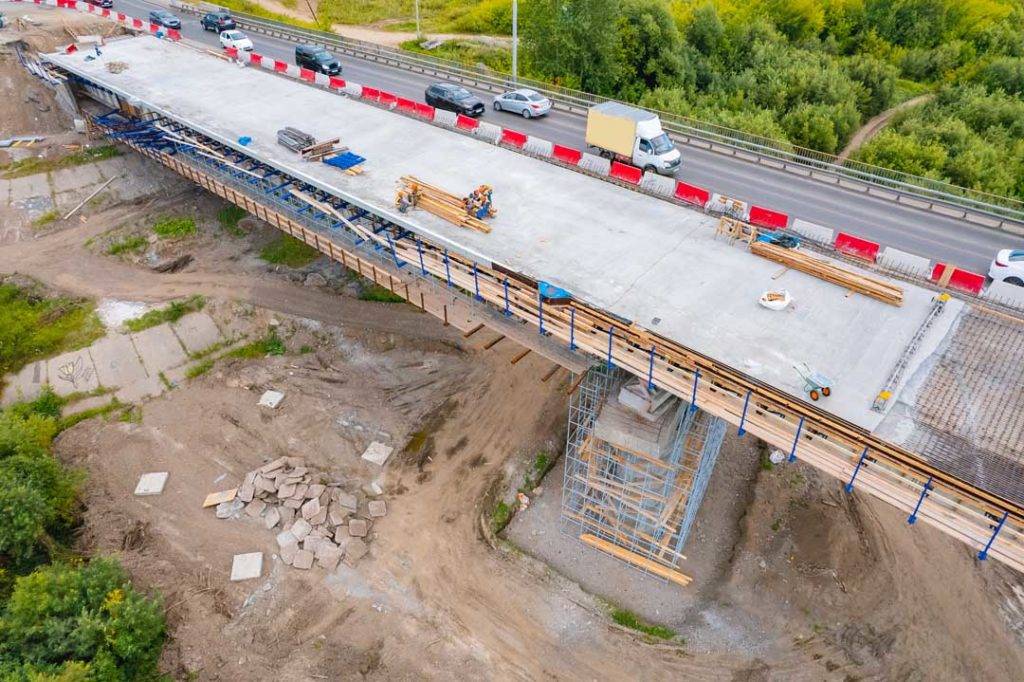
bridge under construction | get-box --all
[35,32,1024,582]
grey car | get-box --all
[492,88,552,118]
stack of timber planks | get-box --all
[750,240,904,306]
[398,175,491,234]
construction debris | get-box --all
[202,488,237,507]
[134,472,168,496]
[209,457,384,571]
[360,441,394,466]
[758,289,792,310]
[258,390,285,409]
[229,552,263,581]
[396,176,493,233]
[276,127,315,152]
[106,61,128,74]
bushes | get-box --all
[260,235,321,268]
[0,559,165,680]
[152,216,196,239]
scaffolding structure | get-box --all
[561,366,727,583]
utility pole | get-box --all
[512,0,518,84]
[415,0,422,39]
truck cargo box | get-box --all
[586,102,657,157]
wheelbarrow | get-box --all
[793,362,832,401]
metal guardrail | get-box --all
[175,2,1024,230]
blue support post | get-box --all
[737,390,752,436]
[689,369,701,413]
[473,264,483,301]
[845,446,869,493]
[978,511,1009,561]
[503,279,512,317]
[569,308,577,350]
[416,238,426,275]
[444,249,452,287]
[788,416,804,462]
[538,294,545,335]
[907,477,933,525]
[646,346,657,391]
[385,232,405,269]
[605,327,614,369]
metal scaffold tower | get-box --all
[561,366,727,585]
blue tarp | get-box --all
[538,281,572,301]
[324,152,366,170]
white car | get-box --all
[989,249,1024,286]
[219,30,253,52]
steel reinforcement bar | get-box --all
[171,1,1024,229]
[90,108,1024,573]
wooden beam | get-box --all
[510,348,531,365]
[463,323,485,338]
[541,365,561,383]
[580,533,691,586]
[483,334,505,350]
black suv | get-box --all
[425,83,485,117]
[295,45,342,75]
[201,11,236,32]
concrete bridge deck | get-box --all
[45,36,960,435]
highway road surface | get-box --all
[109,0,1020,272]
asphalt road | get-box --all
[114,0,1019,272]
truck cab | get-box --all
[585,102,681,176]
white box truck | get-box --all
[585,102,681,176]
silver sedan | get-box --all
[492,88,552,118]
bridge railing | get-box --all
[173,1,1024,229]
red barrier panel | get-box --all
[396,97,417,113]
[610,161,642,184]
[148,22,159,33]
[101,9,110,18]
[552,144,583,165]
[501,129,528,148]
[379,91,397,106]
[224,47,239,59]
[298,67,315,82]
[415,102,435,119]
[166,28,181,41]
[456,114,479,130]
[249,53,263,66]
[674,181,710,207]
[328,76,346,89]
[116,13,125,21]
[834,232,880,262]
[273,60,288,73]
[360,86,380,100]
[931,264,986,295]
[748,205,788,230]
[132,18,143,28]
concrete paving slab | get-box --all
[229,552,263,581]
[134,472,168,496]
[258,390,285,409]
[44,38,963,431]
[89,332,147,390]
[50,162,104,192]
[130,323,187,374]
[1,361,47,406]
[171,312,222,354]
[45,348,99,397]
[7,175,48,202]
[361,441,394,466]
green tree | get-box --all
[522,0,621,93]
[685,2,726,56]
[0,559,165,680]
[766,0,825,41]
[844,54,897,116]
[615,0,691,100]
[865,0,952,49]
[978,57,1024,96]
[782,102,841,151]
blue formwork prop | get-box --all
[323,152,366,170]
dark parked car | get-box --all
[201,11,236,33]
[425,83,485,117]
[84,0,114,9]
[148,10,181,30]
[295,45,341,75]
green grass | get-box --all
[185,359,214,379]
[0,282,104,384]
[358,282,405,303]
[152,216,197,239]
[217,204,248,237]
[123,295,205,333]
[212,0,321,29]
[189,338,237,361]
[57,397,125,431]
[519,451,553,493]
[260,235,321,267]
[227,330,286,359]
[118,405,142,423]
[106,234,148,256]
[158,371,172,390]
[32,209,61,228]
[610,608,677,641]
[490,499,514,534]
[400,38,510,72]
[1,145,120,180]
[299,344,314,354]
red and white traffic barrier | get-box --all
[13,0,181,41]
[834,232,881,263]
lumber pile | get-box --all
[750,240,904,306]
[301,137,344,162]
[397,175,492,234]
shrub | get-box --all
[260,235,320,267]
[152,216,196,239]
[106,235,148,256]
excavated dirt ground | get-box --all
[2,21,1023,677]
